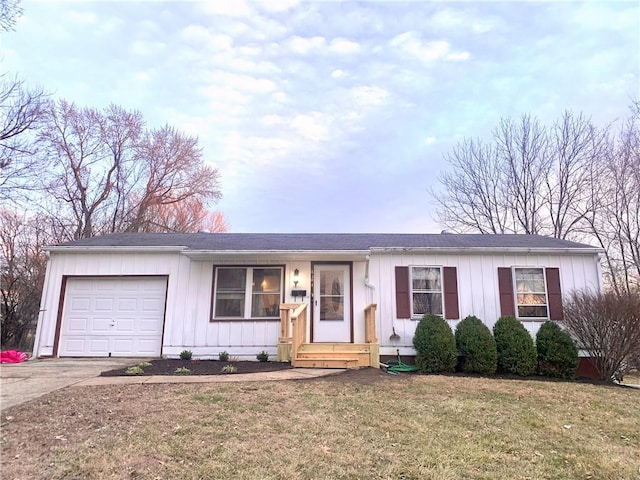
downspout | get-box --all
[32,250,52,359]
[364,254,375,294]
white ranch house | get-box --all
[33,233,603,368]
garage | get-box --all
[58,276,167,357]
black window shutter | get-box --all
[395,266,411,318]
[443,267,459,320]
[497,267,515,317]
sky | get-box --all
[3,0,639,233]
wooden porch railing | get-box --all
[277,302,379,367]
[277,303,308,362]
[364,303,377,343]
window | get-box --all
[514,268,548,318]
[213,267,283,320]
[411,267,443,317]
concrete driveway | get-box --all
[1,358,140,411]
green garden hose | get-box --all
[381,349,419,374]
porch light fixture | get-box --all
[293,268,299,287]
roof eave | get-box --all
[369,246,604,255]
[182,249,371,260]
[46,245,188,254]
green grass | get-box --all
[1,373,639,479]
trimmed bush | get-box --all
[412,314,457,373]
[536,321,579,379]
[179,350,192,360]
[493,316,537,376]
[455,315,497,375]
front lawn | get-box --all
[2,370,638,479]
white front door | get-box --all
[312,264,351,342]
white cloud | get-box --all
[262,114,284,126]
[131,39,166,56]
[290,112,330,141]
[272,91,289,103]
[330,38,361,54]
[198,1,253,17]
[181,25,234,50]
[67,10,97,25]
[257,0,300,13]
[135,71,151,82]
[390,31,470,63]
[286,35,327,55]
[430,9,498,34]
[424,136,437,145]
[331,69,346,78]
[352,85,389,106]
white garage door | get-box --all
[59,276,167,357]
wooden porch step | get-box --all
[292,357,360,369]
[296,351,368,359]
[297,342,371,353]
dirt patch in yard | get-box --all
[100,359,292,376]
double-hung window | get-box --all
[411,267,443,317]
[514,268,548,318]
[213,267,283,320]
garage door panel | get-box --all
[117,298,137,313]
[114,318,135,333]
[59,277,166,357]
[65,317,89,332]
[89,317,112,332]
[95,297,115,311]
[70,297,91,312]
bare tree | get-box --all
[0,0,22,32]
[0,209,49,350]
[140,199,229,233]
[495,114,551,235]
[123,125,221,232]
[544,111,607,239]
[434,111,604,239]
[433,139,509,233]
[38,100,222,239]
[0,75,47,202]
[578,103,640,295]
[563,289,640,381]
[37,100,142,239]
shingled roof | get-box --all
[52,232,599,252]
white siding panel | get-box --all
[370,251,601,356]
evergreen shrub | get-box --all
[536,321,579,379]
[455,315,497,375]
[493,316,537,376]
[412,314,457,373]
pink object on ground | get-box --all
[0,350,29,363]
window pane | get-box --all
[517,293,547,305]
[215,295,244,317]
[515,268,545,293]
[251,293,280,317]
[518,305,548,317]
[413,293,443,316]
[320,271,343,295]
[217,268,246,290]
[320,296,344,321]
[215,268,246,317]
[412,267,441,290]
[252,269,281,293]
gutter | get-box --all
[369,246,604,255]
[46,245,188,254]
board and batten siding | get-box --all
[34,251,368,359]
[369,251,602,357]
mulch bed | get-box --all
[100,359,292,376]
